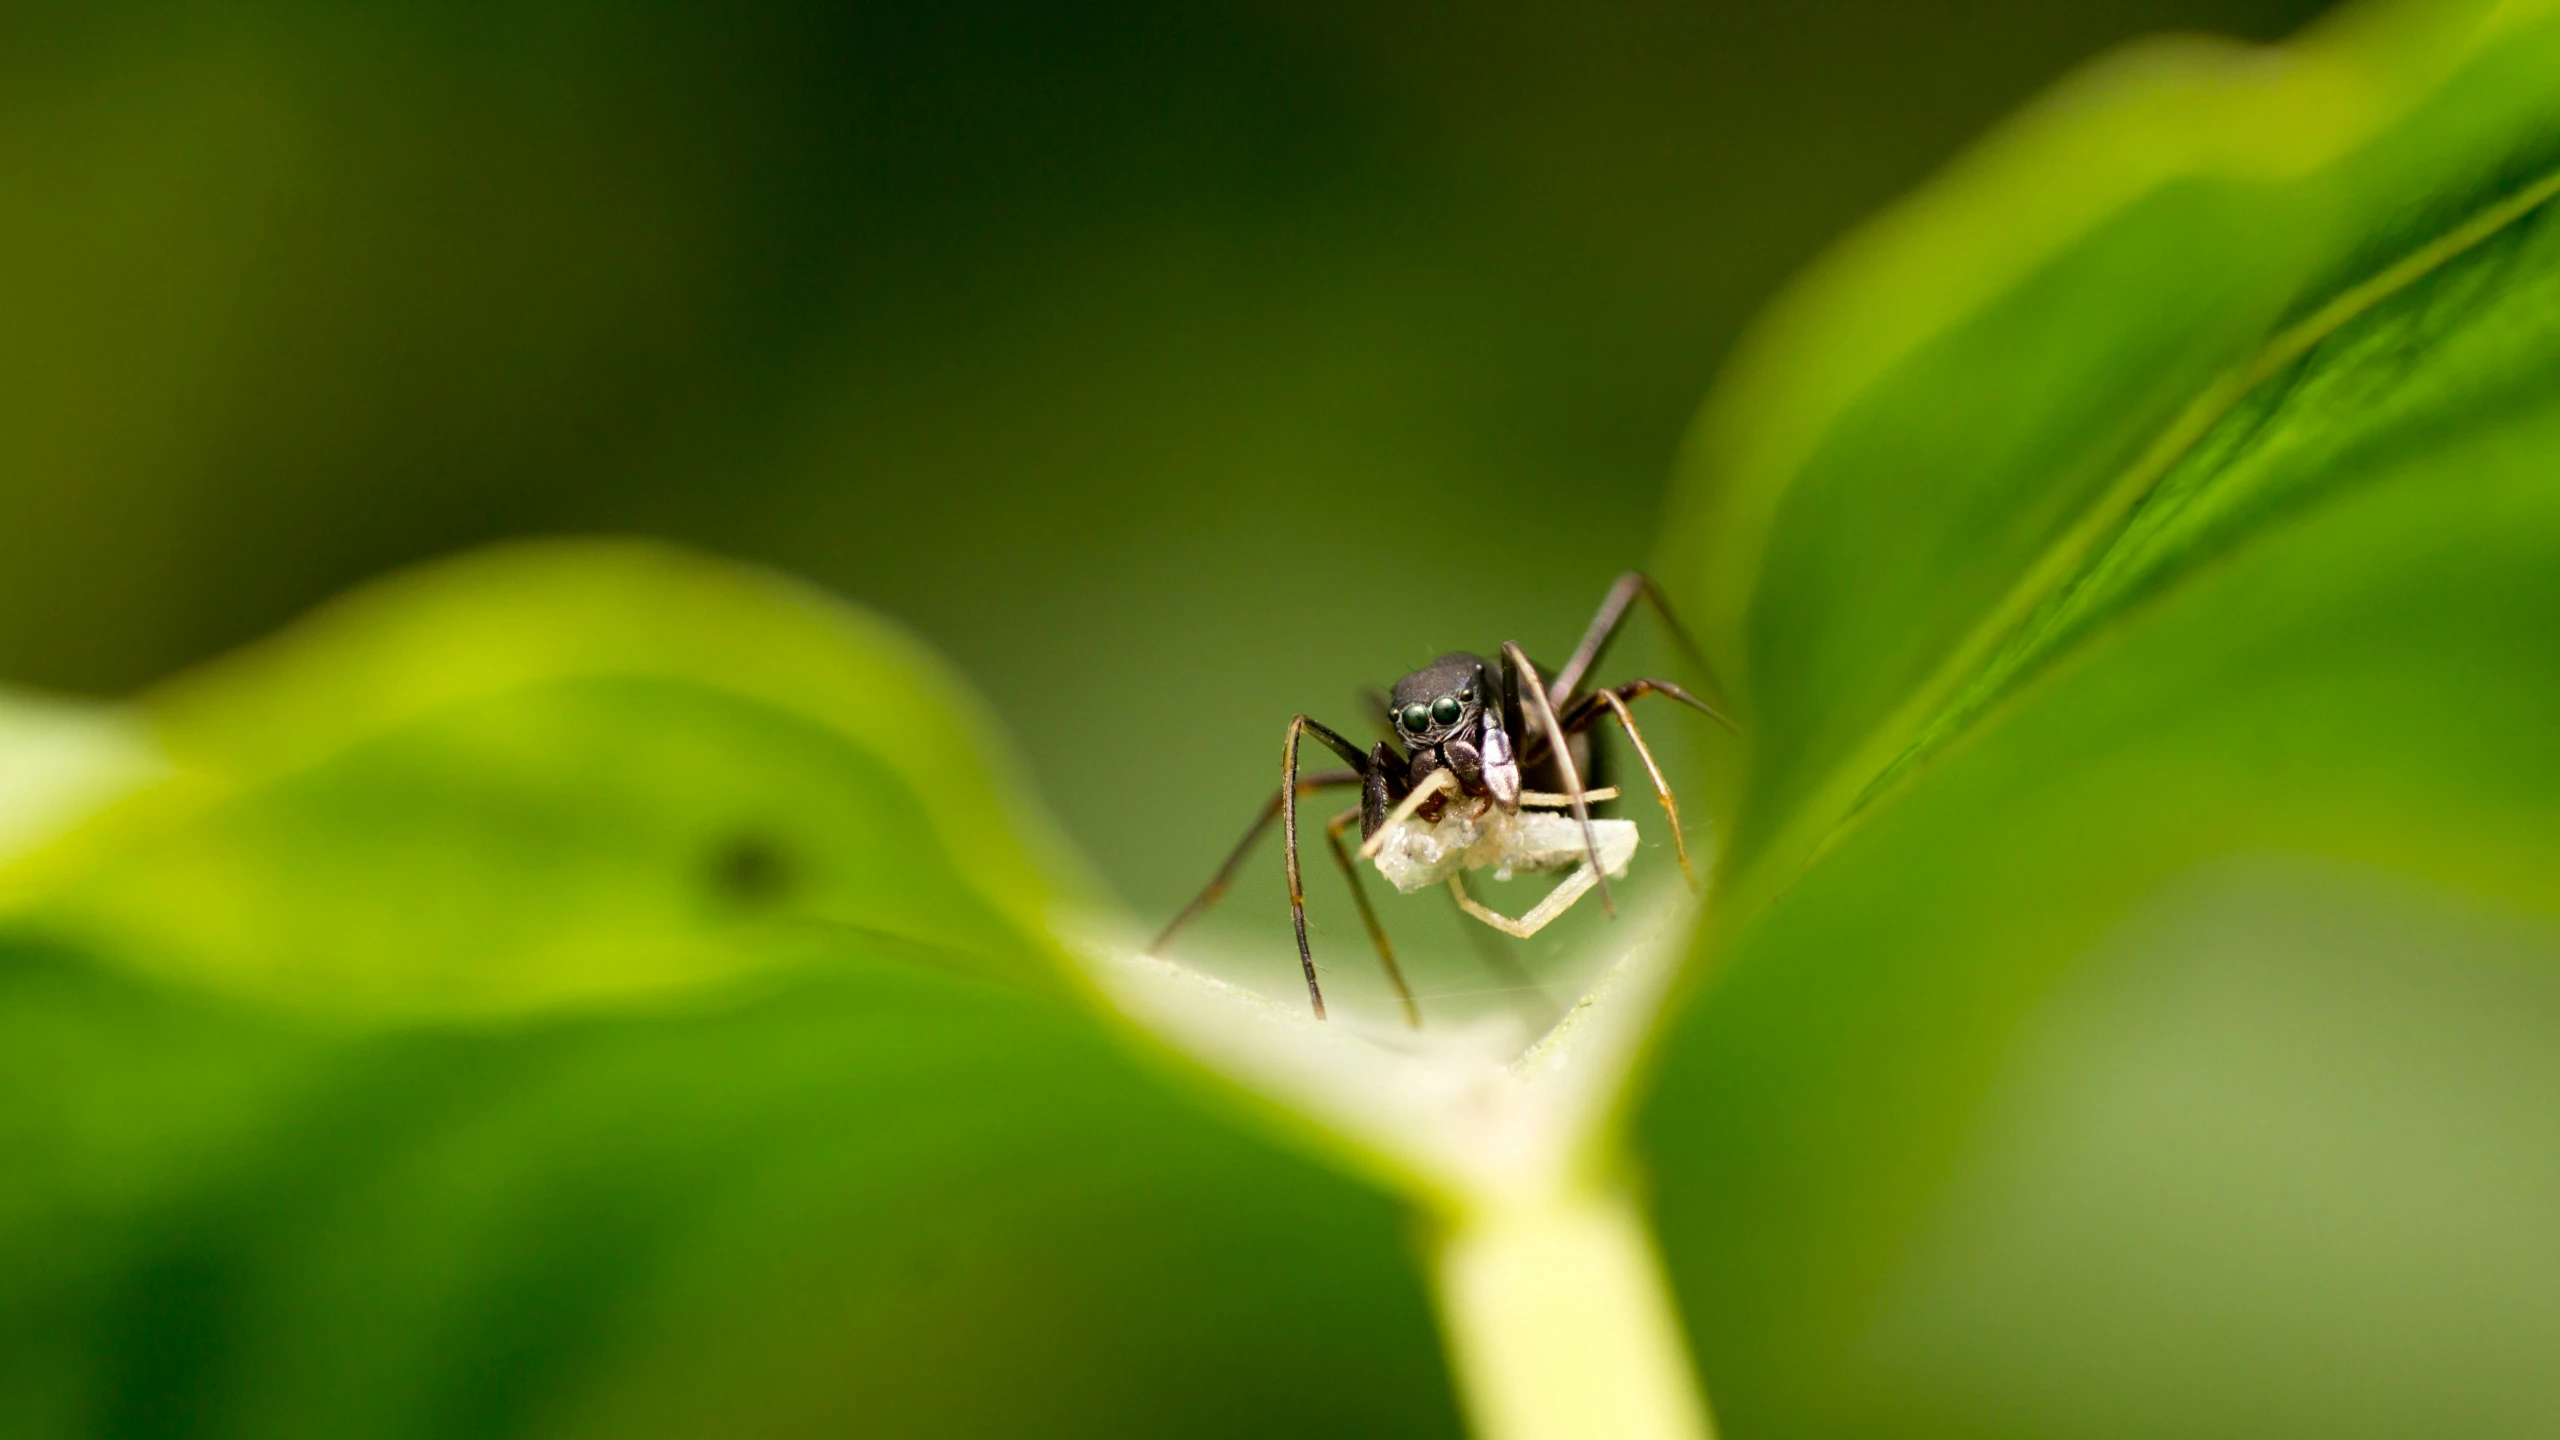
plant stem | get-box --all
[1435,1186,1715,1440]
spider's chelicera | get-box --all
[1152,572,1732,1026]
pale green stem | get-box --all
[1435,1187,1715,1440]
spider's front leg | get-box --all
[1282,714,1387,1020]
[1359,742,1403,840]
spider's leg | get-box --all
[1563,675,1734,733]
[1548,571,1730,717]
[1574,689,1697,892]
[1518,786,1620,807]
[1446,876,1528,937]
[1358,765,1457,861]
[1282,715,1373,1020]
[1445,873,1555,1016]
[1360,742,1406,838]
[1444,862,1602,939]
[1151,765,1362,954]
[1502,642,1611,918]
[1326,805,1418,1029]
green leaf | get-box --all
[0,690,159,866]
[40,3,2560,1433]
[1665,0,2560,881]
[0,942,1467,1439]
[0,541,1465,1438]
[1644,1,2560,1435]
[6,540,1091,1012]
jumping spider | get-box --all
[1153,573,1731,1025]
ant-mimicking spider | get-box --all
[1151,572,1732,1025]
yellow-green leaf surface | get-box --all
[1644,2,2560,1436]
[9,540,1088,1011]
[0,541,1463,1438]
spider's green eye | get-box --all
[1401,704,1431,732]
[1431,695,1462,725]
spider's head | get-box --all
[1388,653,1489,750]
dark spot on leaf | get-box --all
[708,832,796,906]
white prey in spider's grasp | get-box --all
[1364,768,1640,938]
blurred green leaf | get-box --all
[1666,0,2560,878]
[0,542,1462,1438]
[32,2,2560,1434]
[1646,1,2560,1435]
[6,540,1091,1012]
[0,944,1465,1439]
[0,691,158,866]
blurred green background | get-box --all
[35,6,2560,1440]
[0,0,2332,937]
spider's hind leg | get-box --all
[1548,571,1730,715]
[1569,686,1697,892]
